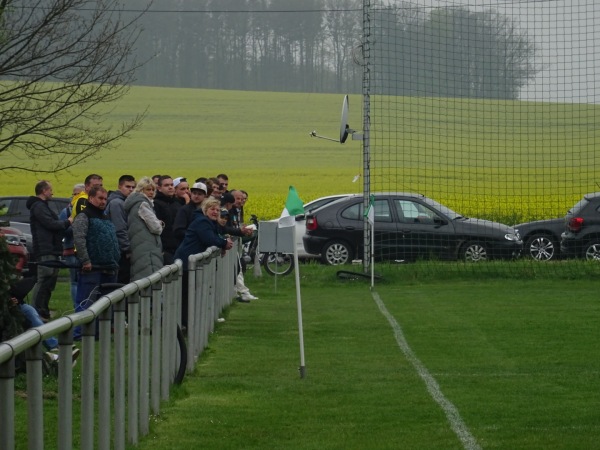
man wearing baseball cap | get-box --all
[173,181,207,246]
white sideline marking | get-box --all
[371,290,481,450]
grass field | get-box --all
[120,263,599,450]
[8,264,599,449]
[1,86,599,223]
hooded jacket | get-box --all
[153,191,182,257]
[124,192,163,281]
[26,196,70,259]
[106,190,130,254]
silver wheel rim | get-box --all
[585,243,600,260]
[326,243,349,265]
[529,237,555,261]
[464,244,487,262]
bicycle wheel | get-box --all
[262,252,294,276]
[174,325,187,385]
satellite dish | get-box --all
[340,95,350,143]
[309,95,360,144]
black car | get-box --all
[0,196,70,258]
[514,218,565,261]
[303,193,522,265]
[0,196,70,223]
[560,192,600,260]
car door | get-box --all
[370,198,401,260]
[393,198,455,260]
[335,199,398,259]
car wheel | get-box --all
[525,234,557,261]
[584,241,600,261]
[321,240,353,265]
[461,241,488,262]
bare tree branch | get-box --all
[0,0,149,173]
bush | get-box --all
[0,237,24,342]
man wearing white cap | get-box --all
[173,181,207,246]
[173,177,190,205]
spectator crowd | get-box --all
[4,173,259,368]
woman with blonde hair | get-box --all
[124,177,164,281]
[175,198,233,267]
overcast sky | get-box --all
[406,0,600,103]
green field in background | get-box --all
[1,86,598,222]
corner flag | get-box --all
[279,186,304,228]
[364,194,375,225]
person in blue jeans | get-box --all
[7,278,80,367]
[71,186,120,340]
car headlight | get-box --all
[504,232,520,241]
[3,235,20,245]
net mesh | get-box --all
[360,0,600,269]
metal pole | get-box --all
[292,225,306,378]
[362,0,372,274]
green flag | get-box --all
[279,186,304,227]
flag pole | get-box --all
[370,223,375,288]
[292,224,306,378]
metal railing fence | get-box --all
[0,245,237,450]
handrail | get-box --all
[0,245,238,450]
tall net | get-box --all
[361,0,600,270]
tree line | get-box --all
[0,0,537,173]
[129,0,537,99]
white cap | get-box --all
[190,182,207,193]
[173,177,187,187]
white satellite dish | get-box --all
[310,95,361,144]
[340,95,350,143]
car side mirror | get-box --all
[433,217,448,226]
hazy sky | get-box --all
[405,0,600,103]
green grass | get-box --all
[0,87,599,222]
[123,263,599,450]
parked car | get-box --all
[303,193,522,265]
[0,196,70,258]
[0,223,29,274]
[560,192,600,260]
[267,194,352,258]
[514,218,565,261]
[0,196,70,223]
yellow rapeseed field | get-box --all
[1,87,598,224]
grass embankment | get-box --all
[126,263,600,450]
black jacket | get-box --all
[173,202,202,246]
[26,196,70,259]
[153,191,182,255]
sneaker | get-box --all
[46,347,81,369]
[237,297,251,303]
[44,351,59,364]
[240,293,259,301]
[217,317,226,323]
[71,347,81,367]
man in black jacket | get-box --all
[153,175,180,264]
[173,181,207,247]
[27,180,72,321]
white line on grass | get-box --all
[371,290,482,450]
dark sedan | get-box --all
[303,193,522,265]
[514,218,565,261]
[560,192,600,260]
